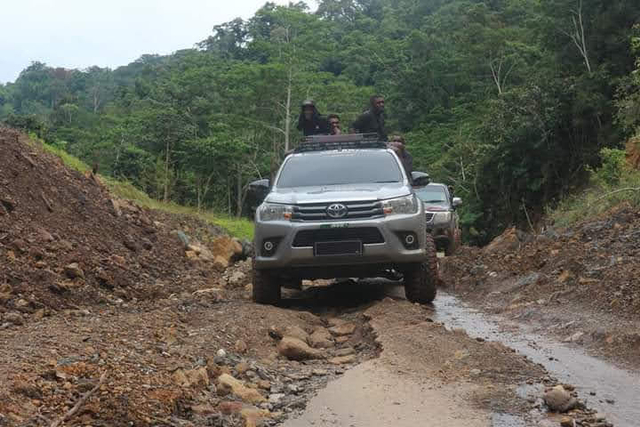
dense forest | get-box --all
[2,0,640,243]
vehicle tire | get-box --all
[282,278,303,290]
[252,268,281,305]
[404,234,438,304]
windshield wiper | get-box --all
[374,180,400,183]
[422,199,446,203]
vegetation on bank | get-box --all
[550,147,640,227]
[31,135,254,240]
[2,1,640,244]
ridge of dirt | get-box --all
[441,203,640,368]
[0,127,231,317]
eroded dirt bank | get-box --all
[440,208,640,370]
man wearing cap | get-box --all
[297,100,329,136]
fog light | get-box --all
[397,232,419,249]
[261,237,282,257]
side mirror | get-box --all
[452,197,462,208]
[249,179,270,191]
[248,179,270,205]
[411,171,430,187]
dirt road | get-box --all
[3,275,634,426]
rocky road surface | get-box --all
[3,272,627,427]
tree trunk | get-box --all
[284,67,292,153]
[236,167,243,218]
[163,139,170,203]
[93,89,100,113]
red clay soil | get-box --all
[0,127,222,316]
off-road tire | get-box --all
[252,268,281,305]
[404,234,438,303]
[282,278,303,290]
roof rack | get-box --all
[294,133,387,153]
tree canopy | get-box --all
[2,0,640,243]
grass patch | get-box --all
[38,140,90,174]
[549,171,640,227]
[32,137,254,240]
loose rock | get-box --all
[64,262,85,279]
[329,354,356,365]
[218,373,266,403]
[544,385,578,413]
[329,323,357,336]
[277,337,323,361]
[4,312,25,326]
[308,327,334,349]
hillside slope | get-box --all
[0,127,237,317]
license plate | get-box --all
[314,240,363,256]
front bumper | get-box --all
[254,212,427,270]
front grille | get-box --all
[291,200,383,221]
[292,227,385,247]
[425,213,435,223]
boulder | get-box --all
[228,271,247,286]
[485,227,520,253]
[277,337,323,361]
[188,243,215,261]
[544,385,578,413]
[173,367,209,388]
[214,256,230,272]
[308,327,334,349]
[211,236,243,264]
[218,373,266,403]
[64,263,85,280]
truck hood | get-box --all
[265,183,410,205]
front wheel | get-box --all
[403,235,438,303]
[252,268,281,305]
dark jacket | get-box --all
[351,109,387,141]
[297,105,329,136]
[399,150,413,178]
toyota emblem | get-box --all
[326,203,348,219]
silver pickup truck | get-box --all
[249,134,438,305]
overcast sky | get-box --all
[0,0,301,84]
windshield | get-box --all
[276,151,403,188]
[415,186,449,206]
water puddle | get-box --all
[434,293,640,427]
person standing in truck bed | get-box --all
[351,95,387,141]
[297,99,329,136]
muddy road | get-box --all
[1,276,635,426]
[281,279,637,427]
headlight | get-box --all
[258,203,293,221]
[433,212,452,224]
[382,194,419,216]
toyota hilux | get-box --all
[249,134,438,305]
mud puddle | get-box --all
[433,292,640,427]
